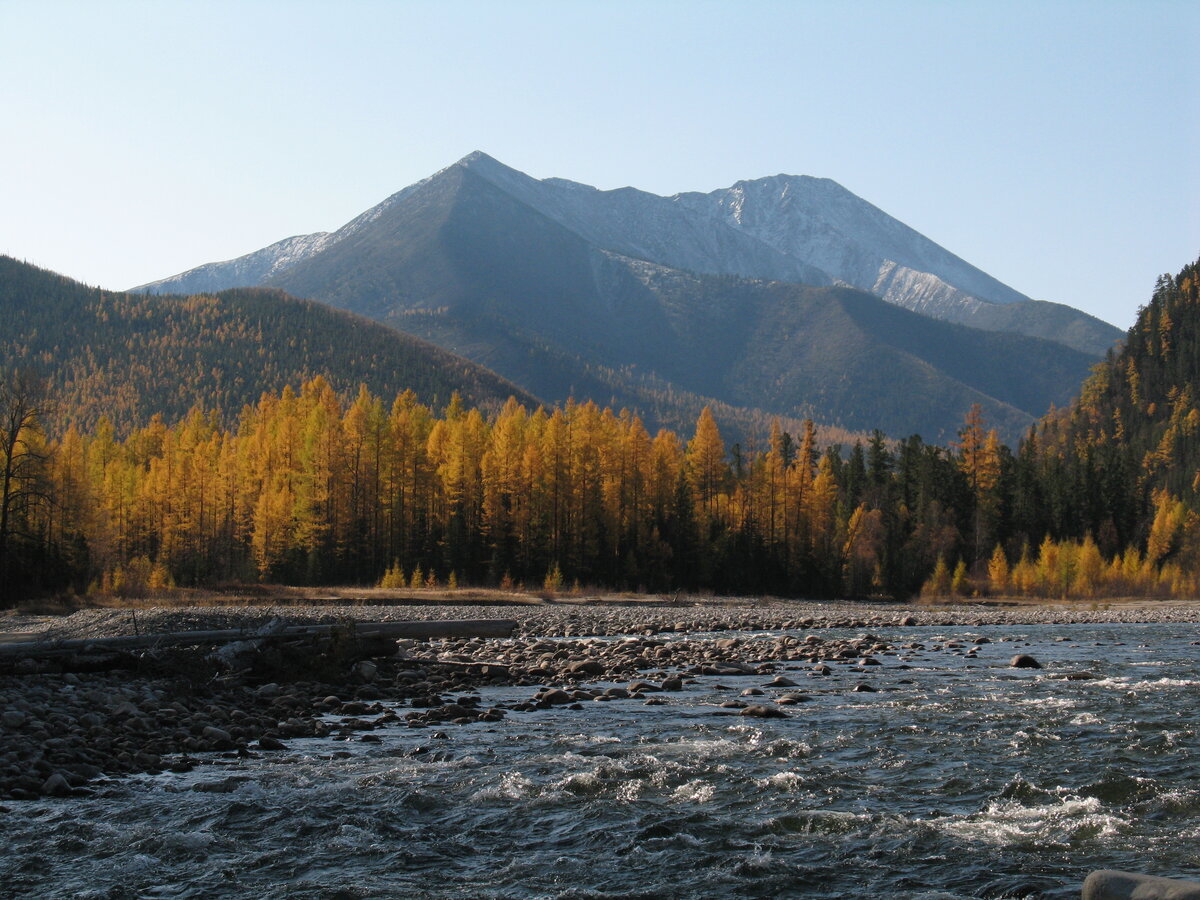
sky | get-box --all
[1,0,1197,330]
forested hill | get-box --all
[0,256,534,432]
[1028,256,1200,546]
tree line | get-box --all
[3,256,1199,606]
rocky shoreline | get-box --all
[2,598,1197,802]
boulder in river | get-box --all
[566,659,605,677]
[1009,654,1042,669]
[628,681,661,693]
[42,773,71,797]
[1082,870,1200,900]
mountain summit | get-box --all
[137,152,1119,355]
[132,153,1119,441]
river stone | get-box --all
[711,662,758,676]
[110,701,140,718]
[566,660,605,676]
[201,725,233,744]
[1082,870,1200,900]
[2,711,25,729]
[661,677,683,692]
[541,689,573,705]
[1010,654,1043,669]
[628,681,661,693]
[258,736,287,751]
[42,772,71,796]
[768,676,798,687]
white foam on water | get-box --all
[657,735,744,761]
[731,845,776,875]
[1012,729,1063,742]
[1070,712,1103,725]
[559,733,622,746]
[763,737,814,759]
[939,795,1123,847]
[671,780,715,803]
[758,770,806,791]
[1092,676,1200,692]
[616,779,645,801]
[555,770,605,796]
[473,770,537,801]
[1017,697,1078,709]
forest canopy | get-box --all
[3,256,1200,606]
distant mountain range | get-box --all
[0,256,532,433]
[133,152,1121,442]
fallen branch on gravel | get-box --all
[0,619,518,659]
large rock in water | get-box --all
[1082,870,1200,899]
[1009,654,1042,669]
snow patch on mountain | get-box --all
[674,174,1032,319]
[132,232,333,295]
[456,152,831,287]
[131,152,1117,357]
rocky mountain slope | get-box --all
[132,153,1117,441]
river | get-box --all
[2,622,1198,899]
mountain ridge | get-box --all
[0,255,535,433]
[128,153,1115,441]
[134,151,1119,354]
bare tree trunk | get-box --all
[0,369,51,603]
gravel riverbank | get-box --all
[2,597,1198,802]
[7,596,1200,643]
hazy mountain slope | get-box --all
[606,274,1096,443]
[140,232,335,297]
[129,153,1112,439]
[676,174,1028,305]
[966,298,1123,356]
[456,152,832,286]
[0,256,533,432]
[673,174,1121,355]
[133,153,1117,355]
[251,161,1093,440]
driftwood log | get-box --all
[0,619,518,660]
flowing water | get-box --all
[3,623,1200,899]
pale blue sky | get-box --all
[2,0,1196,328]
